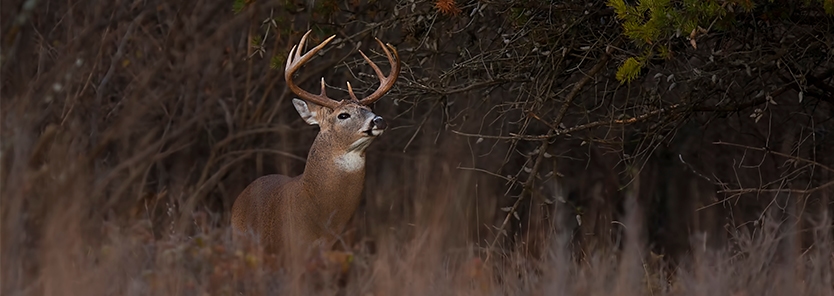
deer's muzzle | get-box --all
[372,116,387,130]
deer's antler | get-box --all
[349,38,401,106]
[286,31,401,108]
[285,30,339,109]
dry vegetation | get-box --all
[2,0,834,295]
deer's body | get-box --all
[230,31,399,259]
[231,130,369,254]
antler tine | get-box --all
[357,38,401,106]
[346,81,359,101]
[285,30,339,109]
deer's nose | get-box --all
[372,116,387,130]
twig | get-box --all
[697,179,832,212]
[90,18,138,144]
[716,180,834,195]
[416,79,528,96]
[450,130,530,140]
[713,141,834,173]
[485,49,611,263]
[178,153,253,232]
[452,103,684,141]
[529,103,685,139]
[96,18,139,99]
[456,165,517,183]
[403,99,440,152]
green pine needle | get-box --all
[616,57,643,84]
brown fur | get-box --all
[230,101,382,262]
[230,30,399,265]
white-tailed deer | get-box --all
[231,31,400,260]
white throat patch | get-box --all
[335,152,365,172]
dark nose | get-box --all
[372,116,387,130]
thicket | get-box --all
[2,0,834,295]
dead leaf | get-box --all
[689,28,698,49]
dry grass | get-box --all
[3,0,834,295]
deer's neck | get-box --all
[299,135,367,232]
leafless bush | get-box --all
[2,0,833,295]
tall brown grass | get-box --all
[3,0,833,295]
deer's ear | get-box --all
[292,98,324,125]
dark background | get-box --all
[3,0,833,294]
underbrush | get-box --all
[3,0,834,295]
[6,203,833,295]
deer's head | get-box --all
[285,31,400,156]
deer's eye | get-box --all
[337,113,351,120]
